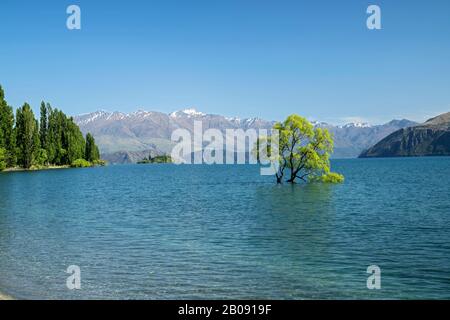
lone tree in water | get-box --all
[257,114,344,184]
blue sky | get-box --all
[1,0,449,124]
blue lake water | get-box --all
[0,158,450,299]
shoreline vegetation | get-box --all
[137,154,172,164]
[0,85,105,173]
[1,159,107,173]
[2,164,70,172]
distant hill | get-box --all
[75,109,274,156]
[359,112,450,158]
[102,149,159,164]
[74,108,416,163]
[323,119,417,158]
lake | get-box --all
[0,158,449,299]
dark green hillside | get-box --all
[360,112,450,158]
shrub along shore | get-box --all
[2,164,70,172]
[0,85,104,172]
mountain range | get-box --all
[74,108,417,163]
[360,112,450,158]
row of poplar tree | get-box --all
[0,85,100,170]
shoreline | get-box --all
[0,291,14,300]
[2,165,71,173]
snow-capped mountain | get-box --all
[169,108,206,118]
[340,122,372,129]
[74,108,275,160]
[310,121,331,128]
[74,108,416,163]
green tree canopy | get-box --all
[85,133,100,162]
[15,103,40,169]
[0,147,6,171]
[0,85,16,166]
[46,105,92,166]
[39,101,48,152]
[0,85,102,169]
[258,114,344,184]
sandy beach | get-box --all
[0,291,14,300]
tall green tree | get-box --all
[0,85,16,166]
[39,101,48,152]
[15,103,40,169]
[47,105,63,164]
[46,107,92,165]
[0,85,102,169]
[85,133,100,162]
[257,114,344,184]
[0,147,6,171]
[65,117,86,164]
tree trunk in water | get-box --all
[287,171,296,183]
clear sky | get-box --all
[1,0,450,124]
